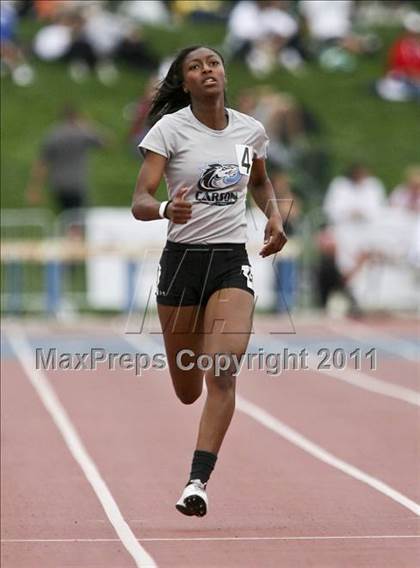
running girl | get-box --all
[131,45,287,517]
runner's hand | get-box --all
[167,188,192,224]
[259,216,287,257]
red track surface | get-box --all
[1,316,419,567]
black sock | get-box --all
[188,449,217,485]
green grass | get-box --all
[2,21,420,213]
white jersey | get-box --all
[139,105,269,244]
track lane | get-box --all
[1,359,135,568]
[3,322,419,568]
[237,364,420,505]
[31,329,419,567]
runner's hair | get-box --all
[148,45,226,125]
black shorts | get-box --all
[156,240,255,306]
[54,190,85,212]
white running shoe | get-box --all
[175,479,208,517]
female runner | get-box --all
[131,45,287,517]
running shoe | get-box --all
[175,479,208,517]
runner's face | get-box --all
[182,48,225,99]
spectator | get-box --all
[323,163,386,225]
[299,0,378,71]
[33,9,111,83]
[1,0,34,85]
[225,0,304,76]
[237,86,305,169]
[32,3,159,83]
[375,11,420,102]
[316,226,368,315]
[237,85,330,197]
[83,4,158,73]
[118,0,172,27]
[127,75,159,151]
[33,0,71,21]
[270,170,302,312]
[170,0,229,23]
[389,165,420,213]
[26,104,108,214]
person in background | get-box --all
[375,11,420,102]
[118,0,172,27]
[299,0,379,71]
[1,0,34,85]
[127,75,159,151]
[26,104,108,214]
[170,0,229,24]
[32,2,159,84]
[33,0,72,21]
[270,169,301,312]
[389,165,420,213]
[237,86,305,169]
[237,85,330,199]
[323,163,386,225]
[316,226,369,316]
[224,0,304,75]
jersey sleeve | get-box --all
[138,117,174,159]
[253,121,269,160]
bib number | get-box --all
[236,144,253,176]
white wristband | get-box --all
[158,201,169,219]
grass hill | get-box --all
[2,20,419,212]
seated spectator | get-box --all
[237,85,330,197]
[375,11,420,102]
[237,86,305,169]
[1,0,34,85]
[33,0,72,21]
[118,0,171,27]
[316,226,369,315]
[389,165,420,213]
[225,0,304,75]
[299,0,378,71]
[83,4,158,72]
[32,3,159,84]
[170,1,229,23]
[323,163,386,225]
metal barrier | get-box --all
[1,206,308,317]
[1,209,54,314]
[3,205,417,317]
[1,208,92,316]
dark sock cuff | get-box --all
[189,449,218,484]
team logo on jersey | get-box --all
[196,163,241,206]
[198,163,241,191]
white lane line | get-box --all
[307,354,420,408]
[236,395,420,517]
[250,337,420,407]
[122,333,420,514]
[121,334,420,514]
[7,329,157,568]
[2,535,420,543]
[326,320,420,363]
